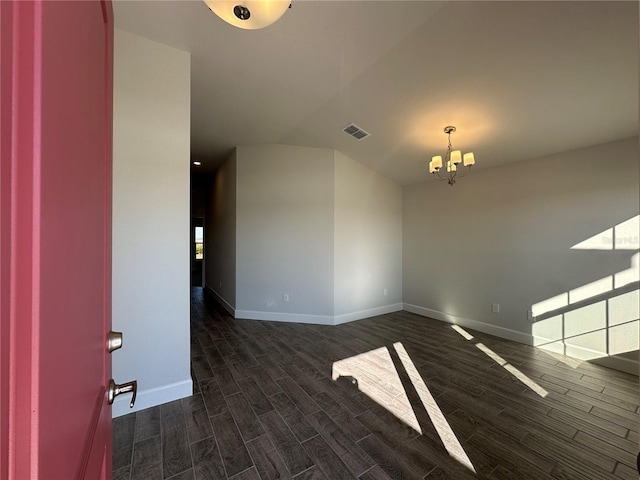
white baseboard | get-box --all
[588,355,639,376]
[403,303,533,345]
[535,339,639,376]
[403,303,639,376]
[334,303,403,325]
[204,285,235,316]
[235,303,402,326]
[112,379,193,418]
[235,310,335,325]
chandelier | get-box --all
[428,126,475,186]
[204,0,290,30]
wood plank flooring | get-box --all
[113,288,639,479]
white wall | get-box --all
[334,151,403,323]
[205,150,237,312]
[403,137,639,373]
[235,145,335,322]
[210,145,404,324]
[112,29,191,416]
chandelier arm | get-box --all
[428,126,474,185]
[454,166,472,179]
[432,170,446,181]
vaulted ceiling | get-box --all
[114,1,638,185]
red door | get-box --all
[1,1,114,478]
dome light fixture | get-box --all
[204,0,290,30]
[428,126,476,186]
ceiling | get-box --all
[113,1,638,185]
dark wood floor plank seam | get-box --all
[210,410,255,478]
[161,403,192,479]
[246,434,293,480]
[114,287,640,480]
[259,409,315,476]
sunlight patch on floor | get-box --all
[332,343,476,473]
[331,346,420,429]
[475,343,548,397]
[536,350,583,368]
[393,342,476,473]
[452,326,548,397]
[452,324,474,340]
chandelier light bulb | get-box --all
[428,126,476,186]
[463,152,475,166]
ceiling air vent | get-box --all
[342,123,370,141]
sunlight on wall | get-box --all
[609,290,639,326]
[533,292,639,358]
[615,253,639,289]
[533,290,640,359]
[331,344,476,473]
[569,278,612,304]
[531,293,568,317]
[571,215,639,250]
[532,254,638,318]
[533,216,639,363]
[564,302,606,338]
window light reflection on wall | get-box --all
[532,216,639,364]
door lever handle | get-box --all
[107,331,123,353]
[108,379,137,408]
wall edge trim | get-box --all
[204,285,235,316]
[112,379,193,418]
[334,303,403,325]
[587,355,639,376]
[234,310,334,325]
[402,303,533,344]
[402,303,639,376]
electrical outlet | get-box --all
[492,303,500,314]
[384,288,388,296]
[283,293,289,303]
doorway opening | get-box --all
[191,172,209,288]
[192,220,204,286]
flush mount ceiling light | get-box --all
[203,0,290,30]
[428,126,476,186]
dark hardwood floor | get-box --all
[113,287,639,479]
